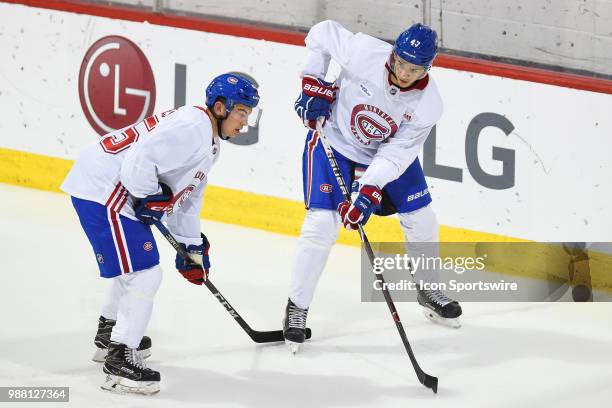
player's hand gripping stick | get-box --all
[175,233,210,285]
[337,181,382,230]
[294,75,336,130]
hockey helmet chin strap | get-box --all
[212,109,230,140]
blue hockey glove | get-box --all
[133,183,173,225]
[175,233,210,285]
[294,75,336,130]
[337,181,382,230]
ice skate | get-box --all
[93,316,152,362]
[417,289,462,328]
[101,342,160,395]
[283,299,309,354]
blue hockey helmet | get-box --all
[393,23,438,68]
[205,73,260,112]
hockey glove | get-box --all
[175,233,210,285]
[294,75,336,130]
[133,183,174,225]
[337,181,382,230]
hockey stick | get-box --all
[315,120,438,393]
[152,219,312,344]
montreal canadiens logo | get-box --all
[350,104,398,145]
[320,184,333,193]
[78,35,156,136]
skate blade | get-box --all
[92,348,152,363]
[422,308,461,329]
[101,375,160,395]
[285,340,301,355]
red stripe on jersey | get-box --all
[115,189,129,213]
[305,132,319,208]
[106,185,131,274]
[105,182,122,207]
[109,209,130,274]
[107,185,126,212]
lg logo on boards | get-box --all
[424,113,516,190]
[78,35,258,146]
[78,36,156,136]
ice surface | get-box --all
[1,184,611,407]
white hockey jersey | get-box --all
[61,105,219,245]
[301,20,443,188]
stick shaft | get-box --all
[315,120,437,392]
[152,219,311,343]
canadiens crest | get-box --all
[320,183,333,193]
[350,104,398,145]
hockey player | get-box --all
[284,21,462,351]
[61,73,260,394]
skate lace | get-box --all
[425,289,453,307]
[125,347,147,370]
[287,304,308,329]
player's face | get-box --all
[221,104,253,137]
[392,53,428,87]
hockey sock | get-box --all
[289,209,340,309]
[110,264,162,349]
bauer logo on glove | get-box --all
[294,75,337,130]
[303,83,335,99]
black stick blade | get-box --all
[250,330,283,343]
[422,374,438,394]
[250,328,312,343]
